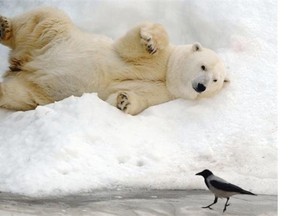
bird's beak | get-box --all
[195,171,202,176]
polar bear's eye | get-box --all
[213,79,218,82]
[201,65,206,71]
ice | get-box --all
[0,190,278,216]
[0,0,277,197]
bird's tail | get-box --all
[241,190,257,196]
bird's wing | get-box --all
[210,180,246,193]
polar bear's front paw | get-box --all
[140,23,169,55]
[140,31,158,55]
[0,16,11,40]
[116,92,130,112]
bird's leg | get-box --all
[202,196,218,210]
[223,197,230,212]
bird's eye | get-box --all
[213,79,218,82]
[201,65,206,71]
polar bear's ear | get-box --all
[191,43,202,52]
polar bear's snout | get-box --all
[192,75,209,93]
[193,83,206,93]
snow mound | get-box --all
[0,0,276,197]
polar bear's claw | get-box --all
[147,44,157,54]
[0,16,11,40]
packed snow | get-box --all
[0,0,277,197]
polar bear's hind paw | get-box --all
[0,16,11,40]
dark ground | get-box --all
[0,190,277,216]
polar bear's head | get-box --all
[167,43,228,100]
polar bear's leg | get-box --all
[1,8,71,47]
[114,23,169,60]
[1,8,72,71]
[105,81,172,115]
[0,77,52,111]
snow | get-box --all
[0,0,277,197]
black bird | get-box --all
[196,169,256,212]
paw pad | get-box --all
[116,93,130,112]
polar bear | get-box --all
[0,7,228,115]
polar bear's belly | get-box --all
[29,37,115,100]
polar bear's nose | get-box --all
[194,83,206,93]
